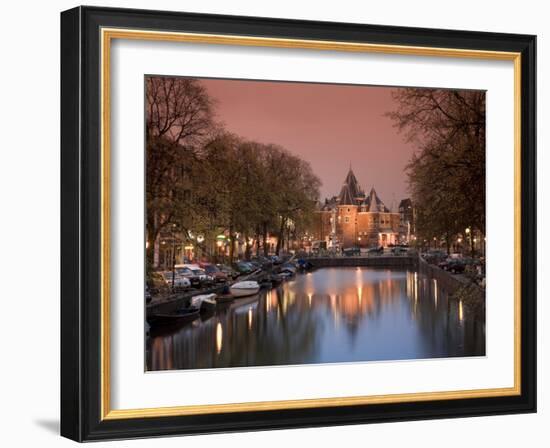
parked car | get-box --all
[160,271,191,290]
[147,271,169,295]
[250,256,273,268]
[181,264,215,286]
[391,246,408,255]
[439,256,482,274]
[216,264,239,279]
[174,265,202,288]
[343,247,361,256]
[423,249,447,264]
[366,246,384,255]
[438,258,466,274]
[199,262,228,283]
[234,261,256,275]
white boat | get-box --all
[191,293,217,311]
[230,281,260,298]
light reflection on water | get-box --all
[147,267,485,371]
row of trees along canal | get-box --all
[388,88,486,255]
[146,76,321,266]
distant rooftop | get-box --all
[321,168,391,213]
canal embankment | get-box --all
[417,255,485,320]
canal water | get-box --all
[146,267,485,371]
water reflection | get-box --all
[147,267,485,371]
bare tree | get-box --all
[146,77,215,146]
[145,77,215,265]
[388,88,486,251]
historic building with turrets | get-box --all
[313,168,401,249]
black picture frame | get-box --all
[61,5,536,442]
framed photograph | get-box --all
[60,6,536,441]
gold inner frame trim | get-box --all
[100,27,522,421]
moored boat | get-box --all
[199,297,216,313]
[230,281,260,298]
[268,274,284,287]
[148,306,200,327]
[280,262,297,275]
[191,293,217,313]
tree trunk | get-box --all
[146,227,155,268]
[244,233,251,260]
[255,225,261,257]
[275,216,286,255]
[262,221,268,257]
[445,232,451,255]
[228,224,234,263]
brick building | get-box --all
[313,168,401,249]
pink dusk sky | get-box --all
[200,78,417,207]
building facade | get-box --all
[313,168,401,249]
